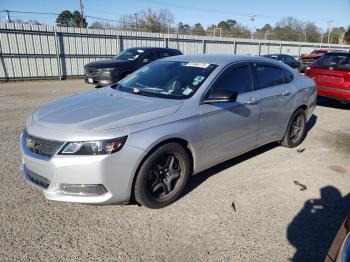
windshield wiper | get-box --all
[110,82,120,89]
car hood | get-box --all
[32,88,182,132]
[84,59,131,69]
[301,54,323,59]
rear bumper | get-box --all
[317,86,350,103]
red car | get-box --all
[300,49,344,72]
[305,52,350,103]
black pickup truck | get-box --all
[84,47,182,86]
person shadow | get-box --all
[287,186,350,261]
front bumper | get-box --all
[20,132,145,204]
[84,68,118,86]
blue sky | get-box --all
[1,0,349,31]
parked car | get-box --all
[20,54,316,208]
[84,47,182,86]
[299,49,345,72]
[326,213,350,261]
[305,52,350,103]
[262,54,301,70]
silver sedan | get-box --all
[20,54,316,208]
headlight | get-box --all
[59,136,127,155]
[102,68,116,72]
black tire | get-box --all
[134,143,191,209]
[281,108,307,148]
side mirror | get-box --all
[203,89,238,103]
[142,58,150,63]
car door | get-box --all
[199,62,260,166]
[251,62,296,144]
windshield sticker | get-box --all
[183,88,193,95]
[133,87,140,93]
[185,62,210,68]
[194,76,205,82]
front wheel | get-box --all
[134,143,191,209]
[281,108,307,148]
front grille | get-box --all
[301,58,316,64]
[27,169,50,188]
[84,67,100,77]
[26,133,64,157]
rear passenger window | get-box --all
[254,64,284,89]
[282,68,294,83]
[159,51,174,58]
[211,65,253,94]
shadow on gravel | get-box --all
[183,142,279,197]
[287,186,350,262]
[183,114,318,199]
[317,97,350,110]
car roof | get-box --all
[126,47,180,51]
[324,52,350,56]
[162,54,283,66]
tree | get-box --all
[192,23,205,35]
[89,21,117,29]
[217,19,237,36]
[258,24,272,33]
[271,16,304,41]
[345,27,350,44]
[56,10,87,28]
[72,10,87,28]
[177,22,191,34]
[303,22,322,43]
[231,24,250,38]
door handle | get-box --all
[244,98,259,105]
[281,90,292,96]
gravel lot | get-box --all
[0,80,349,261]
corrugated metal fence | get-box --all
[0,23,349,81]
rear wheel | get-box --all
[281,108,307,148]
[134,143,191,209]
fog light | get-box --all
[60,184,107,196]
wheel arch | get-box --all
[130,137,195,201]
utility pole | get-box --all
[249,15,256,40]
[79,0,84,27]
[327,20,333,44]
[134,13,138,32]
[4,10,11,23]
[168,19,170,38]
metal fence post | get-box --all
[258,42,261,56]
[279,43,282,54]
[118,35,123,53]
[202,40,206,54]
[54,29,62,80]
[233,41,237,54]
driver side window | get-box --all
[210,63,254,94]
[142,51,157,63]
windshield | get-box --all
[316,54,350,69]
[116,61,218,99]
[115,49,144,61]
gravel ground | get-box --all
[0,80,349,262]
